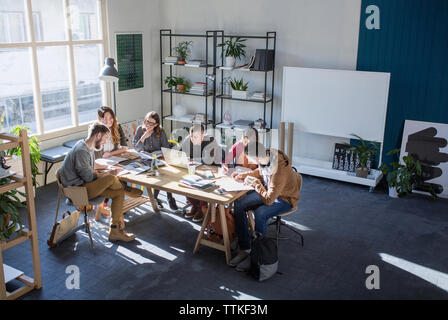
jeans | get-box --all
[234,190,292,250]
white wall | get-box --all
[158,0,362,129]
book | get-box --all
[179,175,215,190]
[185,60,206,67]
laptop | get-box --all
[162,147,200,169]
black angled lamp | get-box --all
[98,57,119,115]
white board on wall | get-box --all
[281,67,390,142]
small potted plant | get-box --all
[217,37,246,67]
[0,178,24,241]
[6,125,41,189]
[344,134,378,178]
[230,78,249,99]
[380,149,436,198]
[164,76,178,90]
[175,76,191,93]
[174,40,192,65]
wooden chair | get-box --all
[54,169,104,251]
[248,172,304,246]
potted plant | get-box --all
[230,78,249,99]
[380,149,436,198]
[175,76,191,93]
[164,75,178,90]
[6,125,41,188]
[217,37,246,67]
[344,134,378,178]
[174,40,192,64]
[0,178,25,241]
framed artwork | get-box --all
[399,120,448,198]
[116,33,144,91]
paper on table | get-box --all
[215,179,254,192]
[108,155,128,163]
[95,158,119,166]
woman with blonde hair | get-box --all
[133,111,178,211]
[95,106,129,218]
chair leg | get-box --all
[84,208,95,252]
[276,216,304,247]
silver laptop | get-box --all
[162,147,200,169]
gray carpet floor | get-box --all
[3,175,448,300]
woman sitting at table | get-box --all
[95,106,128,218]
[223,127,259,173]
[133,111,178,211]
[229,142,301,272]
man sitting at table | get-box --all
[177,123,223,222]
[59,121,142,242]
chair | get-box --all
[248,171,304,246]
[54,169,104,251]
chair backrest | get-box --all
[55,168,89,207]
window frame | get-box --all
[0,0,109,141]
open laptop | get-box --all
[162,147,200,169]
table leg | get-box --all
[219,204,231,265]
[194,204,212,254]
[145,186,159,213]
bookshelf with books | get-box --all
[159,30,276,133]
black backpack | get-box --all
[249,232,278,281]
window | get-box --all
[0,0,106,137]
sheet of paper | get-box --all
[215,179,254,192]
[95,158,119,166]
[121,162,150,174]
[107,155,128,163]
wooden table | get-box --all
[117,162,249,264]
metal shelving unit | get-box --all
[159,30,276,132]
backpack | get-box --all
[249,232,278,281]
[206,205,236,243]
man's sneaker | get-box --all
[168,197,178,211]
[108,226,136,242]
[185,206,198,219]
[229,251,250,267]
[235,255,251,272]
[123,185,143,198]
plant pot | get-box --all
[177,59,186,65]
[355,167,369,178]
[225,56,236,67]
[0,213,11,232]
[177,84,185,92]
[231,90,248,99]
[388,186,399,198]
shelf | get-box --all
[216,94,273,104]
[164,115,213,125]
[162,62,214,68]
[215,123,269,132]
[162,89,213,97]
[0,229,32,251]
[292,157,383,188]
[0,179,26,194]
[218,66,273,72]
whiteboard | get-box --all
[281,67,390,142]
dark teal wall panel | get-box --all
[357,0,448,164]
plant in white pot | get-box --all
[380,149,437,198]
[217,37,246,67]
[344,134,378,178]
[230,78,249,99]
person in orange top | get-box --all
[229,142,301,271]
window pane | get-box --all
[31,0,66,42]
[74,44,103,124]
[69,0,101,40]
[0,0,28,43]
[37,46,73,132]
[0,48,37,133]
